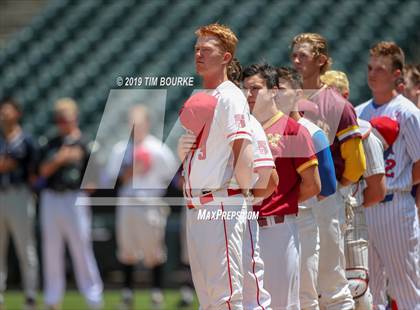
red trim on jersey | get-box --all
[247,220,264,310]
[227,131,252,139]
[222,203,233,310]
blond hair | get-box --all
[321,70,350,96]
[54,97,78,117]
[292,33,332,74]
[370,41,405,71]
[195,23,238,58]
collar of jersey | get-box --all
[263,111,284,130]
[215,80,233,91]
[371,99,382,109]
[371,94,399,109]
[306,84,327,100]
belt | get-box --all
[381,193,394,203]
[257,215,285,227]
[186,188,243,209]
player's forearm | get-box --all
[362,174,386,207]
[412,160,420,185]
[253,167,278,200]
[299,182,321,202]
[0,156,18,173]
[232,139,253,190]
[298,165,321,202]
[340,137,366,183]
[363,187,386,207]
[39,159,62,178]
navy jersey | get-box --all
[40,134,90,191]
[0,131,38,188]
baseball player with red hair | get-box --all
[179,91,276,310]
[177,23,272,310]
[356,41,420,309]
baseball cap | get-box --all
[370,116,400,149]
[179,92,217,149]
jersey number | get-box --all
[385,159,396,178]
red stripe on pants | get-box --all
[222,203,233,310]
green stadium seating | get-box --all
[0,0,418,140]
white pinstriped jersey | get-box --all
[183,80,252,194]
[352,131,385,206]
[356,95,420,192]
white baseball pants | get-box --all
[259,214,300,310]
[187,197,247,310]
[313,193,354,310]
[40,190,103,308]
[364,192,420,310]
[296,208,320,310]
[116,204,168,267]
[242,207,272,310]
[0,186,38,299]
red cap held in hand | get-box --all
[370,116,400,149]
[179,92,217,150]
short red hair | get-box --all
[195,23,238,58]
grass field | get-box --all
[2,290,199,310]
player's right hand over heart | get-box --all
[54,145,83,165]
[177,132,197,161]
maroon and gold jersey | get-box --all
[298,86,361,180]
[254,111,318,217]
